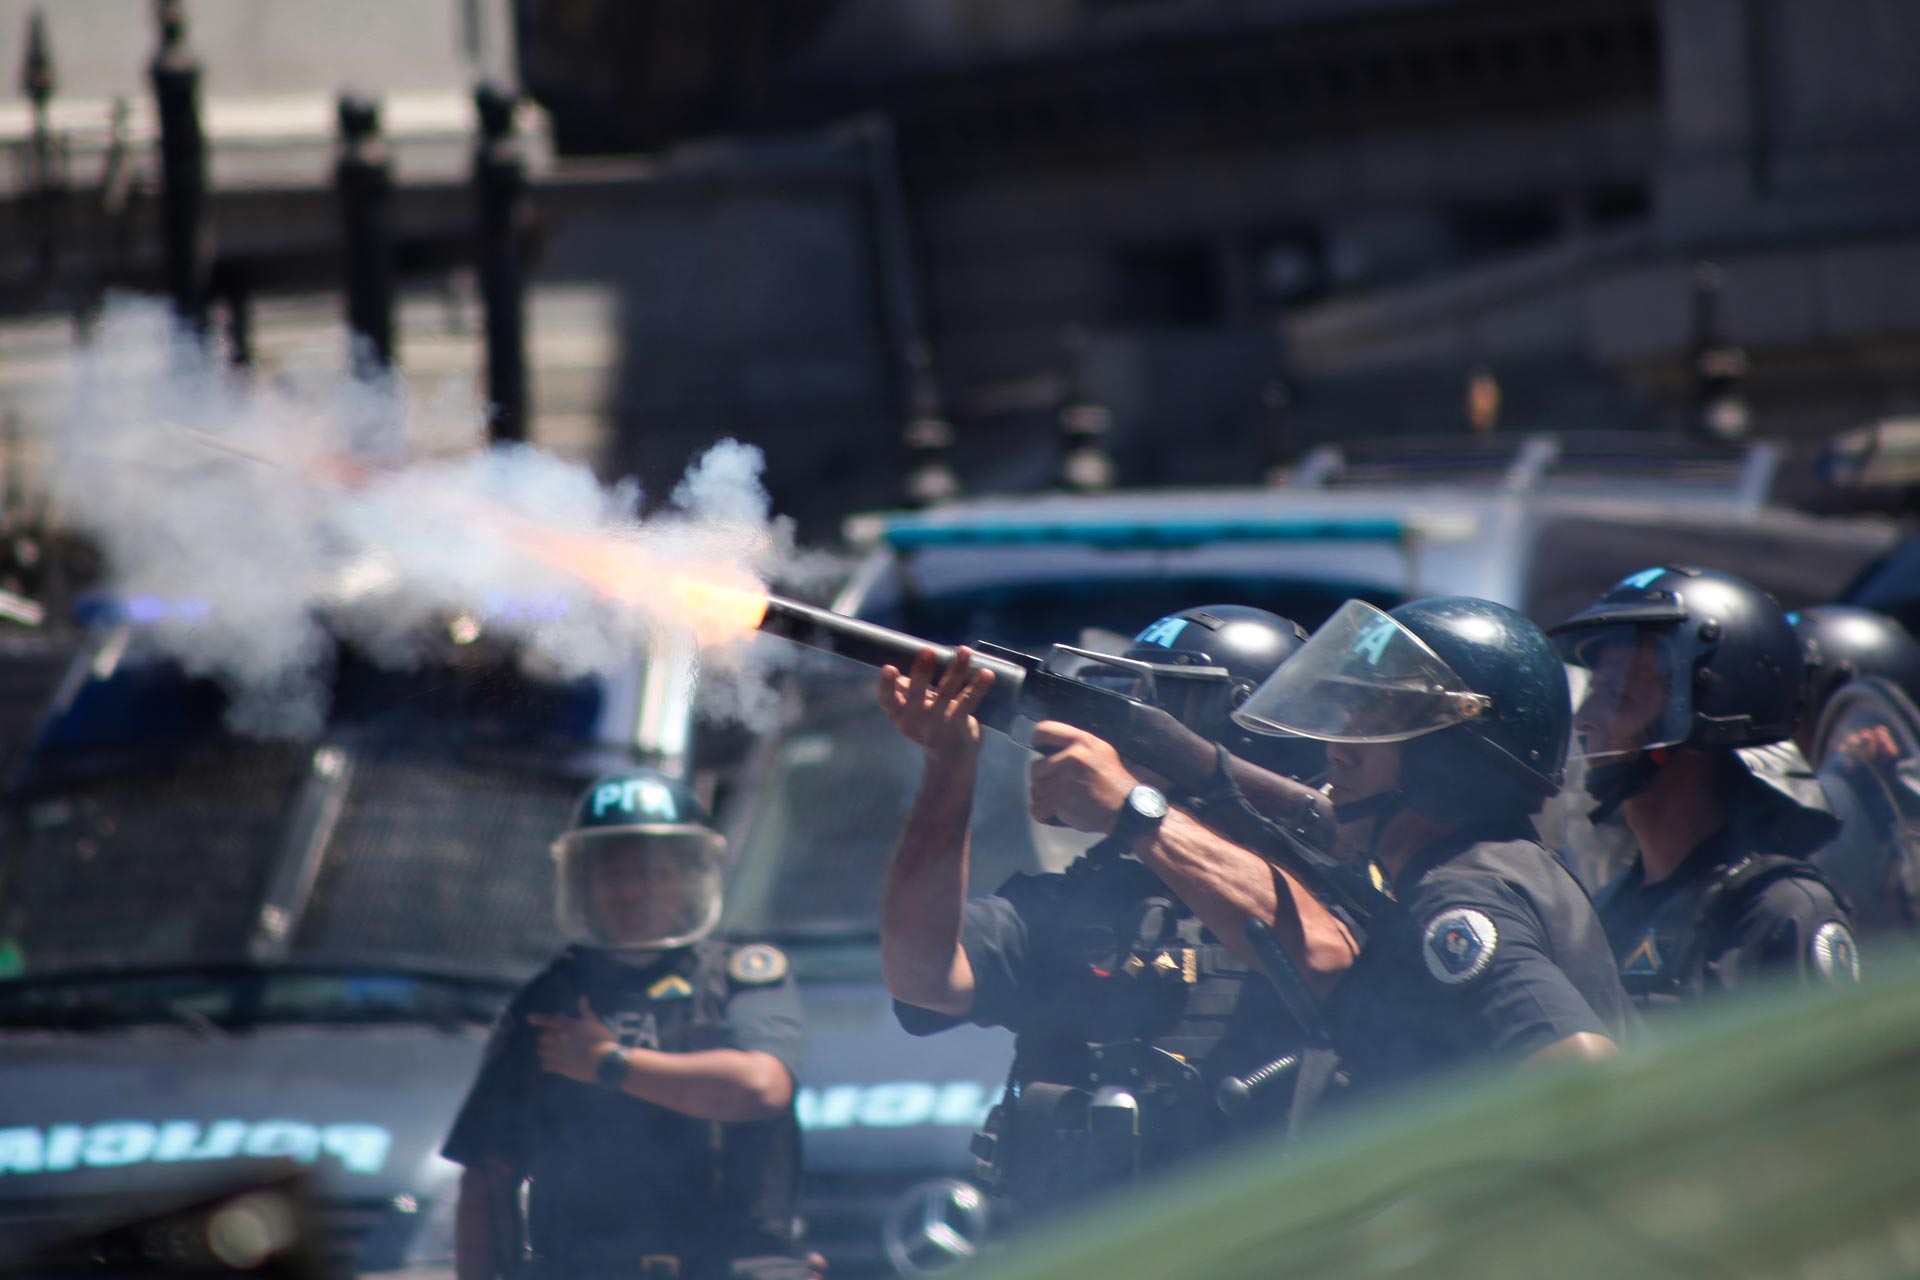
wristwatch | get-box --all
[1110,784,1170,845]
[595,1044,629,1090]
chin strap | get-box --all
[1585,749,1670,824]
[1333,789,1410,864]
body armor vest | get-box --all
[1600,854,1837,1007]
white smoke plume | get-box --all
[49,298,804,738]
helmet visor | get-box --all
[554,828,725,951]
[1232,600,1492,743]
[1555,624,1690,763]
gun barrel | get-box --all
[757,595,1026,728]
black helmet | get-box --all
[1791,605,1920,728]
[1552,566,1803,758]
[1122,605,1309,741]
[1045,605,1308,741]
[552,768,725,952]
[1232,596,1569,822]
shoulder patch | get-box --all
[1422,908,1498,985]
[727,943,789,986]
[1809,921,1861,984]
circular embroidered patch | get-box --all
[1810,921,1860,983]
[1422,908,1498,985]
[728,943,790,986]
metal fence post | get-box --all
[335,93,397,380]
[473,83,528,444]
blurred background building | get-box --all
[4,0,1920,541]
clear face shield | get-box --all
[1556,625,1691,764]
[553,828,726,952]
[1231,600,1491,743]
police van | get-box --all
[0,608,669,1275]
[717,432,1897,1277]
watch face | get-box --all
[1130,785,1170,820]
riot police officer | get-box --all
[442,768,808,1280]
[1791,605,1920,938]
[877,606,1348,1221]
[1791,605,1920,755]
[1552,568,1859,1008]
[1034,597,1632,1111]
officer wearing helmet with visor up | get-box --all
[878,605,1346,1223]
[1552,568,1858,1009]
[1216,597,1635,1106]
[442,769,808,1280]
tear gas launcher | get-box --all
[754,595,1370,918]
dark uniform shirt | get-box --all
[894,855,1305,1195]
[442,941,805,1276]
[1324,821,1635,1101]
[1598,824,1860,1007]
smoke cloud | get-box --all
[49,298,805,738]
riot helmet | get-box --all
[552,768,725,952]
[1047,604,1319,773]
[1791,606,1920,734]
[1232,597,1569,823]
[1551,568,1802,813]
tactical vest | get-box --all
[983,851,1293,1216]
[1600,854,1839,1007]
[519,942,800,1270]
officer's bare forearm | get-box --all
[1522,1032,1618,1069]
[1136,810,1357,995]
[880,757,978,1015]
[607,1047,794,1122]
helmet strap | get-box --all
[1333,789,1409,864]
[1585,749,1670,824]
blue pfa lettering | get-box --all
[796,1081,996,1131]
[1134,618,1190,649]
[594,778,679,821]
[1621,568,1666,591]
[0,1121,392,1176]
[1351,617,1397,667]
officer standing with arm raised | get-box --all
[1552,568,1859,1008]
[443,769,809,1280]
[1032,598,1633,1112]
[878,607,1357,1221]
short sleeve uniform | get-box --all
[441,942,804,1268]
[1325,822,1636,1101]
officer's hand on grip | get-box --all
[876,646,996,766]
[1028,722,1140,834]
[527,997,620,1085]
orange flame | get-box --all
[508,525,769,645]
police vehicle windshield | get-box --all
[1,628,601,989]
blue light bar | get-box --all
[881,517,1413,551]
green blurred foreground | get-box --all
[974,947,1920,1280]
